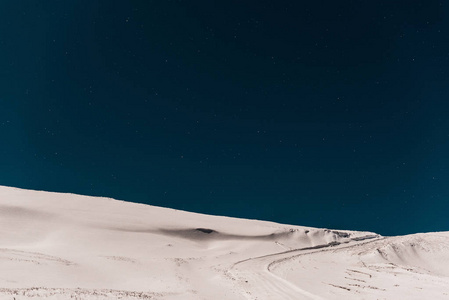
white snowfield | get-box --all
[0,186,448,300]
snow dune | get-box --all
[0,185,448,299]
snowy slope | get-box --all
[0,185,448,299]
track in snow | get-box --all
[229,235,382,300]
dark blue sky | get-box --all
[1,1,448,235]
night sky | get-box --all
[1,1,448,236]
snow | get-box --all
[0,185,448,299]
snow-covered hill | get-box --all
[0,186,448,299]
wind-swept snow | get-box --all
[0,186,448,299]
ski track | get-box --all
[229,235,383,300]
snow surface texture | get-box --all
[0,185,448,300]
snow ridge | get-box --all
[1,186,448,299]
